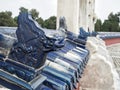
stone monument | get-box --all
[57,0,96,33]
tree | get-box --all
[30,9,39,20]
[19,7,28,13]
[14,16,18,26]
[43,16,56,29]
[102,20,111,32]
[108,13,119,22]
[36,17,44,27]
[95,19,102,31]
[19,7,40,20]
[102,12,120,32]
[0,11,17,26]
[0,8,56,28]
[6,11,12,16]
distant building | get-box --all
[57,0,96,33]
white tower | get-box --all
[57,0,96,34]
[57,0,79,34]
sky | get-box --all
[95,0,120,22]
[0,0,57,20]
[0,0,120,21]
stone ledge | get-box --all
[80,37,120,90]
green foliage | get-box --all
[36,17,44,27]
[30,9,39,20]
[14,16,18,25]
[95,12,120,32]
[1,6,120,31]
[1,7,120,31]
[0,11,17,26]
[102,20,111,32]
[0,7,57,29]
[102,12,120,32]
[19,7,28,13]
[19,7,39,20]
[43,16,56,29]
[108,13,119,22]
[95,19,102,31]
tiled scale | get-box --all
[41,32,90,90]
[0,13,90,90]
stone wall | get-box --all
[80,37,119,90]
